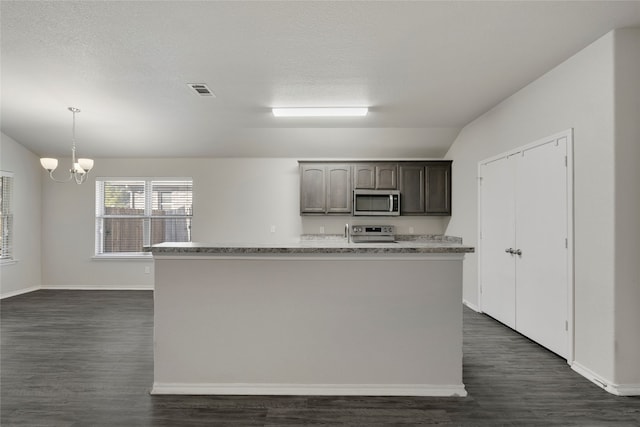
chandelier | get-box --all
[40,107,94,184]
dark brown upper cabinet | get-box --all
[300,163,352,214]
[399,163,426,215]
[425,161,451,215]
[353,163,397,190]
[299,160,451,216]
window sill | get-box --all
[0,259,18,266]
[92,254,152,261]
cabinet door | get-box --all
[326,164,352,214]
[399,164,425,215]
[354,164,375,189]
[425,161,452,215]
[299,164,326,214]
[354,163,398,189]
[375,164,398,189]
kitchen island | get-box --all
[149,237,473,397]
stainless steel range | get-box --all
[350,225,396,243]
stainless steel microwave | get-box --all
[353,189,400,216]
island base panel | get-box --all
[153,257,465,396]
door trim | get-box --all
[477,128,574,364]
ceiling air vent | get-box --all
[187,83,215,97]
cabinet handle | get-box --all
[505,248,514,254]
[514,249,522,256]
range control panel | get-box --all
[350,225,395,243]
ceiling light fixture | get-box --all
[40,107,94,185]
[272,107,368,117]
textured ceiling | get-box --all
[1,1,639,159]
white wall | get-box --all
[613,28,640,387]
[445,31,617,381]
[302,216,445,236]
[445,28,640,391]
[0,132,42,298]
[41,157,445,289]
[41,158,300,289]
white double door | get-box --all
[480,131,571,359]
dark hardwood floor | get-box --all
[1,290,639,426]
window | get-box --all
[95,178,193,256]
[0,172,14,261]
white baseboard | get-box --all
[0,285,41,300]
[151,382,468,397]
[462,299,481,312]
[572,362,612,391]
[571,362,640,396]
[41,285,153,291]
[609,384,640,396]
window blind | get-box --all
[95,178,192,255]
[151,180,193,245]
[0,172,14,260]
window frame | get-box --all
[0,171,14,263]
[95,177,193,258]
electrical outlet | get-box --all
[270,225,276,233]
[144,266,151,274]
[409,227,414,234]
[320,226,325,234]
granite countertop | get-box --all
[149,235,474,255]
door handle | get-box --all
[504,248,522,255]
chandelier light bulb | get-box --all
[78,158,94,172]
[40,158,59,172]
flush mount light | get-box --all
[272,107,368,117]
